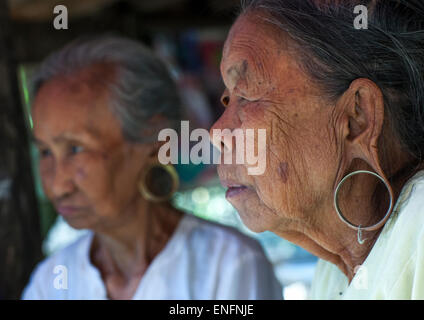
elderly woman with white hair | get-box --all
[21,36,282,300]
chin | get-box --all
[239,215,268,233]
[229,202,273,233]
[61,213,95,231]
[62,217,88,230]
[225,187,277,233]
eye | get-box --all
[39,148,52,158]
[70,145,84,155]
[221,94,230,107]
[237,96,251,105]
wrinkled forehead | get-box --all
[32,66,123,144]
[220,11,292,91]
[223,11,290,56]
[33,62,117,111]
[57,62,117,94]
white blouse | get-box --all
[22,214,282,300]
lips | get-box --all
[56,205,82,217]
[220,179,249,198]
[225,185,248,198]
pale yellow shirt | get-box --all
[310,170,424,300]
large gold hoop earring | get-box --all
[138,163,179,203]
[333,170,394,244]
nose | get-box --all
[209,104,241,153]
[50,160,76,199]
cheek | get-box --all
[237,101,325,216]
[264,113,337,215]
[239,102,265,122]
[236,111,289,212]
[253,158,296,214]
[74,152,140,213]
[243,106,307,214]
[39,159,54,197]
[73,153,118,206]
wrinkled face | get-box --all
[211,13,340,233]
[32,66,148,230]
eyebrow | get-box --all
[31,136,45,146]
[53,131,98,144]
[31,131,97,147]
[226,60,248,78]
[225,60,249,90]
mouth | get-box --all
[220,180,249,198]
[56,205,82,217]
[226,185,248,198]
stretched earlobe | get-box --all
[333,78,390,194]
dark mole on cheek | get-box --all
[278,162,289,183]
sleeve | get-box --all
[215,252,283,300]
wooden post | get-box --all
[0,0,42,299]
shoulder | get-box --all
[309,259,346,299]
[179,214,265,257]
[384,178,424,298]
[385,172,424,252]
[173,215,282,299]
[39,231,92,272]
[21,232,92,299]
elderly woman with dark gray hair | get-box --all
[21,36,282,300]
[210,0,424,299]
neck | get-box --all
[90,199,183,278]
[274,221,376,282]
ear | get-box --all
[147,140,165,159]
[131,141,163,183]
[334,78,387,183]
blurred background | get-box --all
[0,0,317,300]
